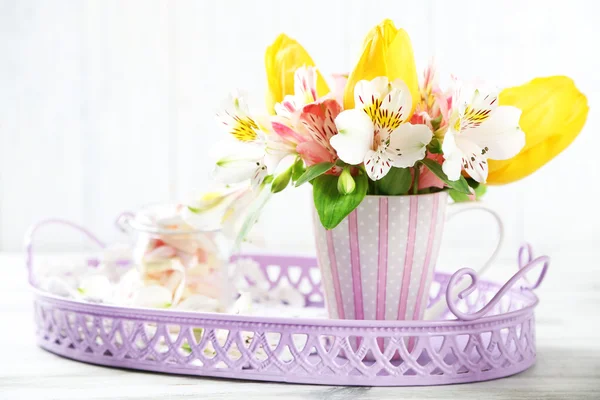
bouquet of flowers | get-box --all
[189,19,588,233]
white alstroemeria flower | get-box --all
[442,83,525,183]
[215,92,270,187]
[331,77,433,180]
[184,184,265,240]
[214,142,268,189]
[183,186,245,230]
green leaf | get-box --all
[465,177,480,189]
[449,183,487,202]
[271,164,293,193]
[334,159,347,167]
[427,137,443,154]
[291,157,306,183]
[421,158,470,194]
[374,167,412,195]
[295,162,334,187]
[430,115,443,132]
[262,175,274,185]
[448,188,470,202]
[313,172,368,230]
[474,183,487,199]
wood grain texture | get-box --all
[1,251,599,399]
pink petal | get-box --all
[271,120,306,144]
[144,245,177,261]
[296,141,334,166]
[330,73,348,106]
[299,99,341,146]
[418,153,446,190]
[296,67,318,102]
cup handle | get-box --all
[424,201,505,320]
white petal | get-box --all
[364,149,393,180]
[465,160,488,183]
[184,186,242,230]
[454,83,499,132]
[382,79,413,122]
[274,95,301,119]
[78,275,113,302]
[464,106,525,160]
[354,77,389,108]
[455,82,499,115]
[213,145,265,185]
[386,123,432,168]
[293,66,318,103]
[250,162,269,188]
[331,109,374,165]
[455,136,489,183]
[441,131,464,181]
[264,136,296,173]
[131,285,173,308]
[113,269,143,303]
[41,277,76,298]
[177,294,220,312]
[233,258,265,286]
[144,245,177,262]
[216,91,262,142]
[183,202,226,232]
[228,292,253,315]
[270,286,305,308]
[442,153,463,182]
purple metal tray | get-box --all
[26,220,549,386]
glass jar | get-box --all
[117,203,233,311]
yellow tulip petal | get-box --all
[265,34,329,114]
[343,38,384,109]
[386,28,420,114]
[344,20,419,113]
[361,18,397,47]
[487,76,588,184]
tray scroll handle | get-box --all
[446,243,550,321]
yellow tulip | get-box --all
[264,34,329,114]
[487,76,589,184]
[343,19,420,113]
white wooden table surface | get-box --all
[1,251,599,400]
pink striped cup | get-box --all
[313,192,448,323]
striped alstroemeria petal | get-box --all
[217,91,262,142]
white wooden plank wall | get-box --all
[1,0,598,262]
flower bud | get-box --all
[337,168,356,195]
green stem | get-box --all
[413,164,420,195]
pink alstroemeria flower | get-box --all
[297,99,343,173]
[410,62,452,132]
[270,67,343,174]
